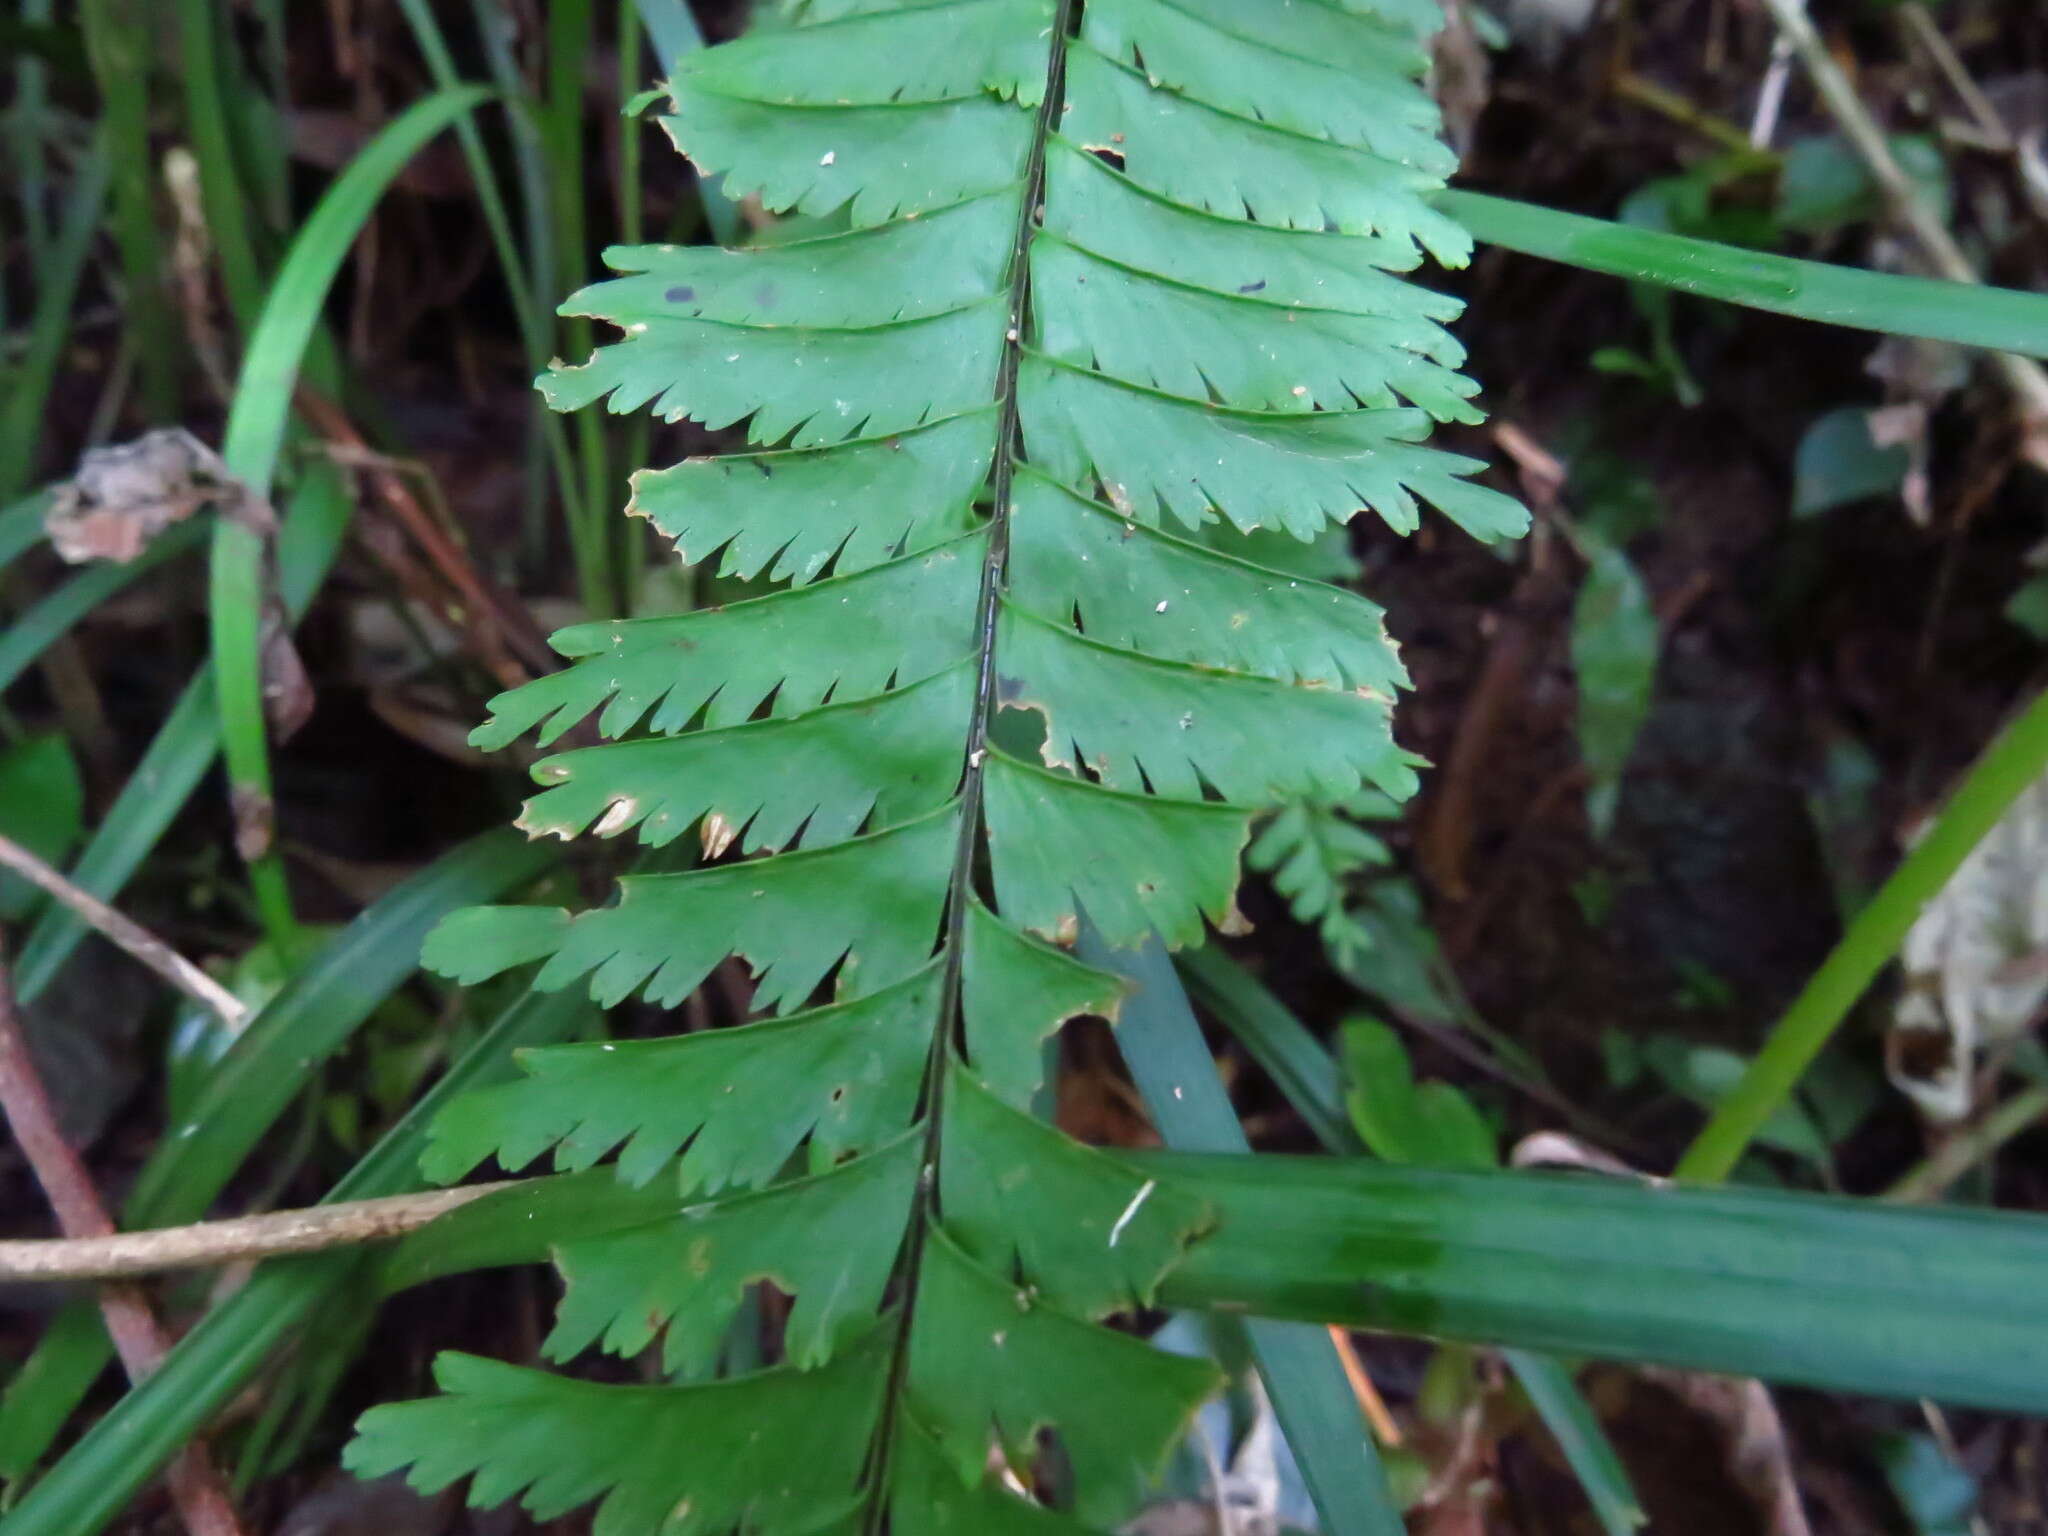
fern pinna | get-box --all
[347,1,1525,1529]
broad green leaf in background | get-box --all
[1777,132,1951,235]
[0,733,82,921]
[1570,532,1658,836]
[1793,405,1911,517]
[1341,1017,1496,1171]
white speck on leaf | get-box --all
[1108,1180,1156,1248]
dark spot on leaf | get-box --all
[1238,280,1267,294]
[666,285,696,303]
[754,282,779,309]
[996,673,1024,703]
[754,461,774,477]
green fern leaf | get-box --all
[941,1070,1209,1317]
[1007,471,1410,693]
[419,965,941,1189]
[348,1343,884,1536]
[628,413,993,587]
[472,532,982,746]
[516,661,971,852]
[548,1134,921,1373]
[960,897,1127,1107]
[355,0,1526,1529]
[998,602,1422,801]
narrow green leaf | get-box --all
[1179,949,1642,1535]
[0,491,53,574]
[1149,1151,2048,1413]
[0,135,108,504]
[1079,928,1405,1536]
[1504,1349,1646,1535]
[0,521,207,698]
[209,83,496,950]
[1444,188,2048,357]
[0,831,553,1490]
[78,0,179,417]
[1175,945,1357,1151]
[630,0,743,242]
[12,465,354,1004]
[1680,683,2048,1181]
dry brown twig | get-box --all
[0,1182,517,1282]
[0,939,248,1536]
[1756,0,2048,469]
[0,830,248,1031]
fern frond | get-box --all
[548,1134,921,1373]
[473,533,983,746]
[353,0,1526,1530]
[516,661,971,852]
[1007,471,1410,692]
[352,1344,884,1536]
[419,964,941,1189]
[627,413,993,587]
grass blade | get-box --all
[0,521,205,696]
[1176,945,1355,1151]
[0,134,109,505]
[1445,189,2048,357]
[0,830,556,1493]
[209,83,494,953]
[173,0,265,329]
[123,829,553,1227]
[1077,927,1405,1536]
[1678,684,2048,1181]
[0,491,53,575]
[390,0,589,563]
[1179,947,1644,1536]
[12,465,353,1003]
[77,0,177,418]
[1504,1349,1645,1536]
[0,990,591,1535]
[1145,1151,2048,1413]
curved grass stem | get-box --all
[1677,685,2048,1183]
